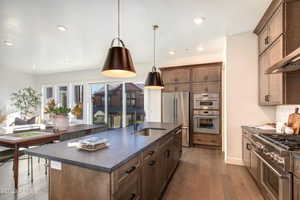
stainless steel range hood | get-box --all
[266,47,300,74]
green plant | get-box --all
[53,107,71,116]
[10,87,41,118]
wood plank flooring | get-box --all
[163,148,264,200]
[0,148,264,200]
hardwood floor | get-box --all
[0,148,264,200]
[163,148,264,200]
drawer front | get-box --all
[193,134,221,146]
[112,155,141,192]
[142,143,158,161]
[113,169,141,200]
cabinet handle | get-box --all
[264,36,269,45]
[125,166,136,174]
[129,193,136,200]
[148,150,155,156]
[166,150,171,158]
[246,143,252,151]
[264,95,270,102]
[149,160,156,166]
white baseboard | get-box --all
[225,156,244,166]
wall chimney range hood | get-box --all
[266,47,300,74]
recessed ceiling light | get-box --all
[169,51,175,55]
[57,25,68,32]
[197,46,204,52]
[193,17,205,25]
[4,41,13,46]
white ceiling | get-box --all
[0,0,271,74]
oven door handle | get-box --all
[193,116,218,119]
[253,151,285,178]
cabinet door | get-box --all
[142,157,158,200]
[268,37,283,105]
[259,50,270,105]
[162,69,190,83]
[250,150,259,182]
[295,176,300,200]
[191,66,221,82]
[258,26,269,54]
[191,83,206,93]
[269,5,283,44]
[242,135,251,169]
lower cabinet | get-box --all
[294,176,300,200]
[141,130,182,200]
[242,134,251,169]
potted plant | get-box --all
[10,87,41,122]
[44,100,71,131]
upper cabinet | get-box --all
[162,68,190,84]
[255,0,300,105]
[258,5,283,54]
[160,63,222,93]
[191,65,221,82]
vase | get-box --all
[54,115,69,131]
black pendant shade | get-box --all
[145,67,164,89]
[145,25,164,89]
[102,39,136,78]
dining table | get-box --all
[0,124,106,190]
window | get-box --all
[107,83,122,128]
[90,82,144,128]
[91,83,105,125]
[58,86,68,107]
[126,83,144,126]
[46,87,53,100]
[73,85,84,120]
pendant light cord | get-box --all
[117,0,120,45]
[153,25,159,72]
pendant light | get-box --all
[145,25,164,89]
[101,0,136,78]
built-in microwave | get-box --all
[193,93,219,110]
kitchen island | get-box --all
[26,122,182,200]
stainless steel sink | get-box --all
[134,128,165,136]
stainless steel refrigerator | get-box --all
[162,92,190,147]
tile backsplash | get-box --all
[276,105,300,122]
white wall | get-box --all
[0,67,36,112]
[225,32,276,165]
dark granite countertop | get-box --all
[25,122,181,173]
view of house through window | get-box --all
[126,83,145,126]
[107,83,123,128]
[58,86,68,107]
[90,82,145,128]
[91,83,106,125]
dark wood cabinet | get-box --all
[162,68,190,84]
[294,176,300,200]
[250,150,259,182]
[191,65,221,82]
[142,156,158,200]
[141,130,182,200]
[258,36,283,105]
[255,0,300,105]
[242,135,251,169]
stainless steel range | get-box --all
[251,133,297,200]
